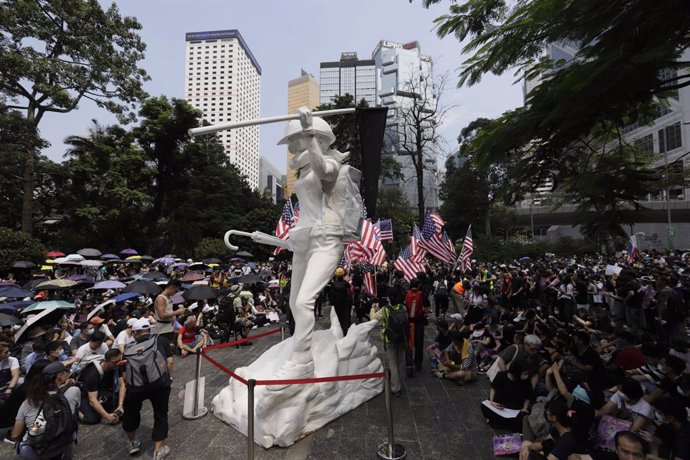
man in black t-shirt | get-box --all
[618,271,646,330]
[78,348,124,425]
[565,330,605,385]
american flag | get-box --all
[626,235,638,266]
[371,245,387,266]
[443,231,457,260]
[348,241,375,262]
[420,212,454,263]
[376,219,393,241]
[273,201,300,255]
[393,245,425,282]
[359,219,380,250]
[361,261,377,297]
[457,225,473,272]
[410,224,427,263]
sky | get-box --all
[38,0,524,173]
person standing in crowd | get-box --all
[370,297,408,396]
[154,280,186,377]
[404,279,429,376]
[433,273,449,318]
[122,318,172,460]
[330,267,352,336]
[657,275,684,343]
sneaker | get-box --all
[127,439,141,455]
[153,445,170,460]
[3,435,16,445]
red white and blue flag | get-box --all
[393,245,425,282]
[457,225,473,272]
[420,212,454,263]
[376,219,393,241]
[273,201,300,255]
[361,261,377,296]
[410,224,427,263]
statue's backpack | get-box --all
[338,164,364,243]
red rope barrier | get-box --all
[202,327,282,351]
[200,352,248,386]
[254,371,385,386]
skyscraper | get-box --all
[319,52,376,107]
[285,70,320,197]
[371,40,439,213]
[184,29,261,189]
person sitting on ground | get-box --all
[519,399,590,460]
[426,318,452,371]
[234,295,255,341]
[19,327,47,374]
[23,340,48,375]
[113,318,137,353]
[77,348,125,425]
[612,431,648,460]
[482,361,533,431]
[75,331,109,361]
[596,378,654,432]
[176,315,208,357]
[89,316,115,348]
[0,341,19,406]
[69,321,94,357]
[11,362,80,459]
[439,330,478,385]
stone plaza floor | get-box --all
[0,306,501,460]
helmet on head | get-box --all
[335,267,346,277]
[277,117,336,146]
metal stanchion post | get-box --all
[377,369,406,459]
[280,323,285,341]
[182,350,208,420]
[247,379,256,460]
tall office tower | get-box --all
[319,52,376,107]
[371,40,439,213]
[184,30,262,189]
[285,70,320,197]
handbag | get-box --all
[487,345,519,382]
[596,415,632,451]
[493,433,522,456]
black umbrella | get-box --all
[188,262,210,271]
[0,287,33,298]
[23,278,49,290]
[141,271,169,281]
[77,248,102,257]
[123,280,162,296]
[237,273,261,284]
[182,285,219,301]
[12,260,36,269]
[140,255,154,262]
[0,313,20,326]
[203,258,222,264]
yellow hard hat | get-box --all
[335,267,346,277]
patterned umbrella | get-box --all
[180,273,205,283]
[34,279,77,290]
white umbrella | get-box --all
[65,254,85,261]
[80,260,102,267]
[87,299,116,321]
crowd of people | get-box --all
[2,248,690,459]
[368,250,690,460]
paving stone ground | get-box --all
[0,305,503,460]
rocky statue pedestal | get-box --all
[210,309,384,448]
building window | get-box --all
[659,122,682,153]
[634,134,653,155]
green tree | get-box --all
[0,0,149,234]
[376,188,417,252]
[0,227,46,274]
[194,238,234,261]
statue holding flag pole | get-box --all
[194,107,387,448]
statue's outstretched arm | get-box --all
[224,230,291,251]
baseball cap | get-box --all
[132,318,151,332]
[126,318,138,328]
[472,323,486,338]
[89,316,105,325]
[42,362,67,378]
[448,313,463,322]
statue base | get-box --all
[210,309,384,448]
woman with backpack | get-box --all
[433,274,450,318]
[11,362,79,460]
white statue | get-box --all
[212,107,382,448]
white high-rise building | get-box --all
[319,52,377,107]
[184,30,261,189]
[372,40,439,212]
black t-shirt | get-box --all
[490,371,532,410]
[550,431,581,460]
[575,346,605,380]
[619,281,643,309]
[434,331,452,351]
[330,280,351,307]
[78,362,115,395]
[574,280,589,304]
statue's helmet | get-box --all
[277,117,336,146]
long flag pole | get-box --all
[188,108,356,137]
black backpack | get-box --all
[384,304,409,345]
[25,390,76,458]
